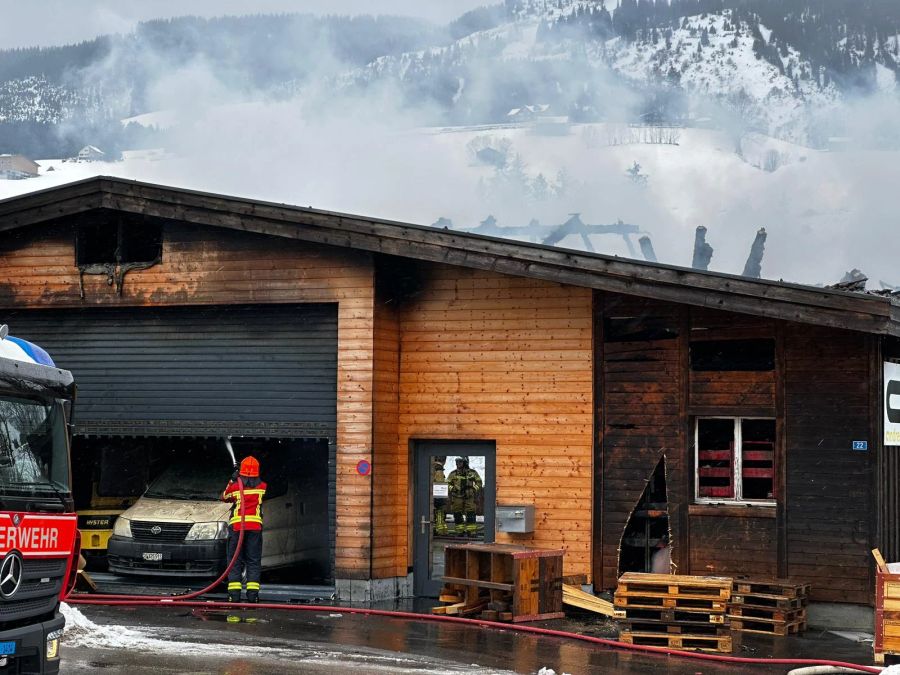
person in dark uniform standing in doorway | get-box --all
[447,456,482,537]
[222,455,267,603]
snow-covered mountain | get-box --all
[346,5,850,144]
[1,1,899,155]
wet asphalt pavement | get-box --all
[59,602,879,675]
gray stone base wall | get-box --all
[334,573,414,602]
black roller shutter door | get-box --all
[7,304,337,438]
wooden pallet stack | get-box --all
[728,579,809,636]
[613,573,733,653]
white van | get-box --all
[107,451,327,578]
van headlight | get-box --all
[112,517,132,538]
[185,522,227,541]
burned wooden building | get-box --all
[0,177,897,606]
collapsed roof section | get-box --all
[1,176,897,337]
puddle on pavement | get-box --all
[191,609,269,624]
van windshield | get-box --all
[144,460,230,501]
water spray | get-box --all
[224,436,237,468]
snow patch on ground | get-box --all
[61,604,507,673]
[61,603,281,655]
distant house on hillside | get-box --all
[0,154,39,179]
[78,145,106,162]
[506,104,550,123]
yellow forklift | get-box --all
[75,442,149,568]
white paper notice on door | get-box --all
[433,484,448,498]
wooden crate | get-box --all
[434,543,564,623]
[876,567,900,663]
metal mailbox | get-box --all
[496,505,535,533]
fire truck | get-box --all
[0,326,80,674]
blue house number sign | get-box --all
[852,441,868,451]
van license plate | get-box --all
[0,641,15,655]
[142,552,163,562]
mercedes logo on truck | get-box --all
[0,552,23,600]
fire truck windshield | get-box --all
[0,394,70,498]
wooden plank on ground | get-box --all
[562,584,615,617]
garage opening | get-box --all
[73,436,332,582]
[10,303,338,586]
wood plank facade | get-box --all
[0,220,379,580]
[596,293,877,603]
[395,264,594,577]
[1,178,897,604]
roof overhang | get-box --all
[2,176,898,337]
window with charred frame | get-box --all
[695,417,775,504]
[690,339,775,371]
[604,315,678,342]
[76,220,118,266]
[76,216,162,267]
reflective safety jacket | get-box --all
[222,476,267,531]
[447,467,482,501]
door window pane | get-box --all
[430,454,487,584]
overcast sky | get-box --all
[1,1,489,49]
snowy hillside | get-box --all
[603,12,841,141]
[349,6,842,144]
[0,77,94,124]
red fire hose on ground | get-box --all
[62,478,882,673]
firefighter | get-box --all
[433,456,448,535]
[222,455,267,604]
[447,456,482,536]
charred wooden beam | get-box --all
[829,269,868,292]
[639,235,657,263]
[692,226,713,271]
[742,227,767,279]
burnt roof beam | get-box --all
[0,176,896,337]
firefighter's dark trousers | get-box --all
[226,528,263,598]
